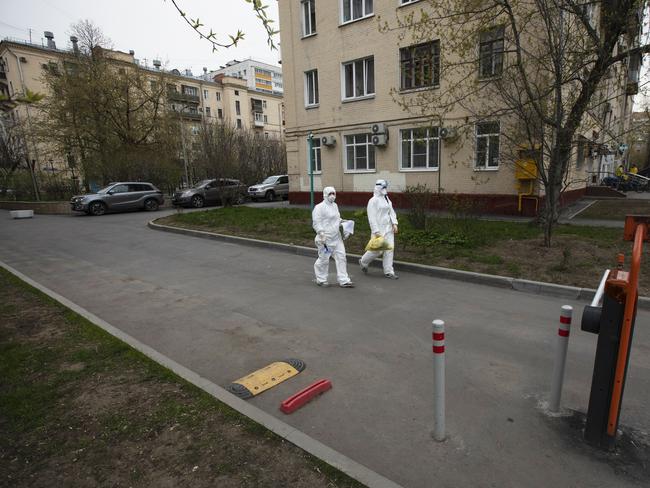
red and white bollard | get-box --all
[432,319,446,441]
[549,305,573,412]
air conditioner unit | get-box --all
[371,123,387,134]
[321,135,336,146]
[439,127,458,140]
[372,133,388,146]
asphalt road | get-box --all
[1,208,649,488]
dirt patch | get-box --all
[0,270,364,488]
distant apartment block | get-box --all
[211,58,283,95]
[0,33,285,180]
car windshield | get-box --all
[192,180,212,189]
[96,185,113,194]
[261,177,278,185]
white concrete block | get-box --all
[10,210,34,219]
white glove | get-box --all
[316,232,325,244]
[343,232,350,240]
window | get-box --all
[182,85,198,96]
[345,134,375,171]
[236,100,241,115]
[309,137,322,173]
[400,127,440,170]
[475,121,500,169]
[400,0,421,4]
[264,115,268,123]
[302,0,316,36]
[111,184,129,194]
[234,90,239,96]
[216,92,221,101]
[400,41,440,90]
[342,57,374,100]
[342,0,373,23]
[203,89,208,99]
[479,27,504,78]
[218,108,223,119]
[305,69,319,106]
[206,107,211,117]
[263,100,267,109]
[237,119,242,128]
[576,135,587,168]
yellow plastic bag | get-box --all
[365,235,393,252]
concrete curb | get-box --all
[0,260,403,488]
[148,219,650,311]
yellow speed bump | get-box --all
[226,359,306,399]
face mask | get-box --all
[380,188,388,196]
[327,194,336,203]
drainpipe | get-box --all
[7,47,41,200]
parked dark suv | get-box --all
[70,182,164,216]
[172,178,247,208]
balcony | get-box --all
[171,109,202,121]
[253,112,265,127]
[167,90,200,104]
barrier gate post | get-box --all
[581,215,648,449]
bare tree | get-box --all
[37,21,183,190]
[384,0,648,245]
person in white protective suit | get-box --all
[359,179,399,279]
[312,186,355,288]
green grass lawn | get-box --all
[159,207,650,295]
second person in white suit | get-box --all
[359,179,399,279]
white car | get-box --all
[248,175,289,202]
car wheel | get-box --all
[265,190,275,202]
[144,198,159,211]
[191,195,205,208]
[89,201,107,216]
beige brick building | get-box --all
[0,34,284,183]
[278,1,637,214]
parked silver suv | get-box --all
[248,175,289,202]
[70,182,164,216]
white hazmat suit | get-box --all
[360,179,399,278]
[312,186,354,287]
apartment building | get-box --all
[278,1,638,214]
[211,58,284,95]
[0,33,284,181]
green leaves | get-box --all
[168,0,278,52]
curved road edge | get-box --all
[148,218,650,311]
[0,259,404,488]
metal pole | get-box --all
[432,319,445,441]
[179,114,190,188]
[591,270,610,307]
[549,305,572,412]
[308,131,314,209]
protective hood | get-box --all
[374,179,387,197]
[323,186,336,203]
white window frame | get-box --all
[343,133,376,173]
[307,137,322,174]
[301,0,317,37]
[341,0,374,24]
[399,127,440,171]
[304,69,319,107]
[399,0,421,5]
[203,89,208,99]
[216,92,221,101]
[341,57,375,101]
[235,100,241,115]
[475,121,500,170]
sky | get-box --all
[0,0,281,74]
